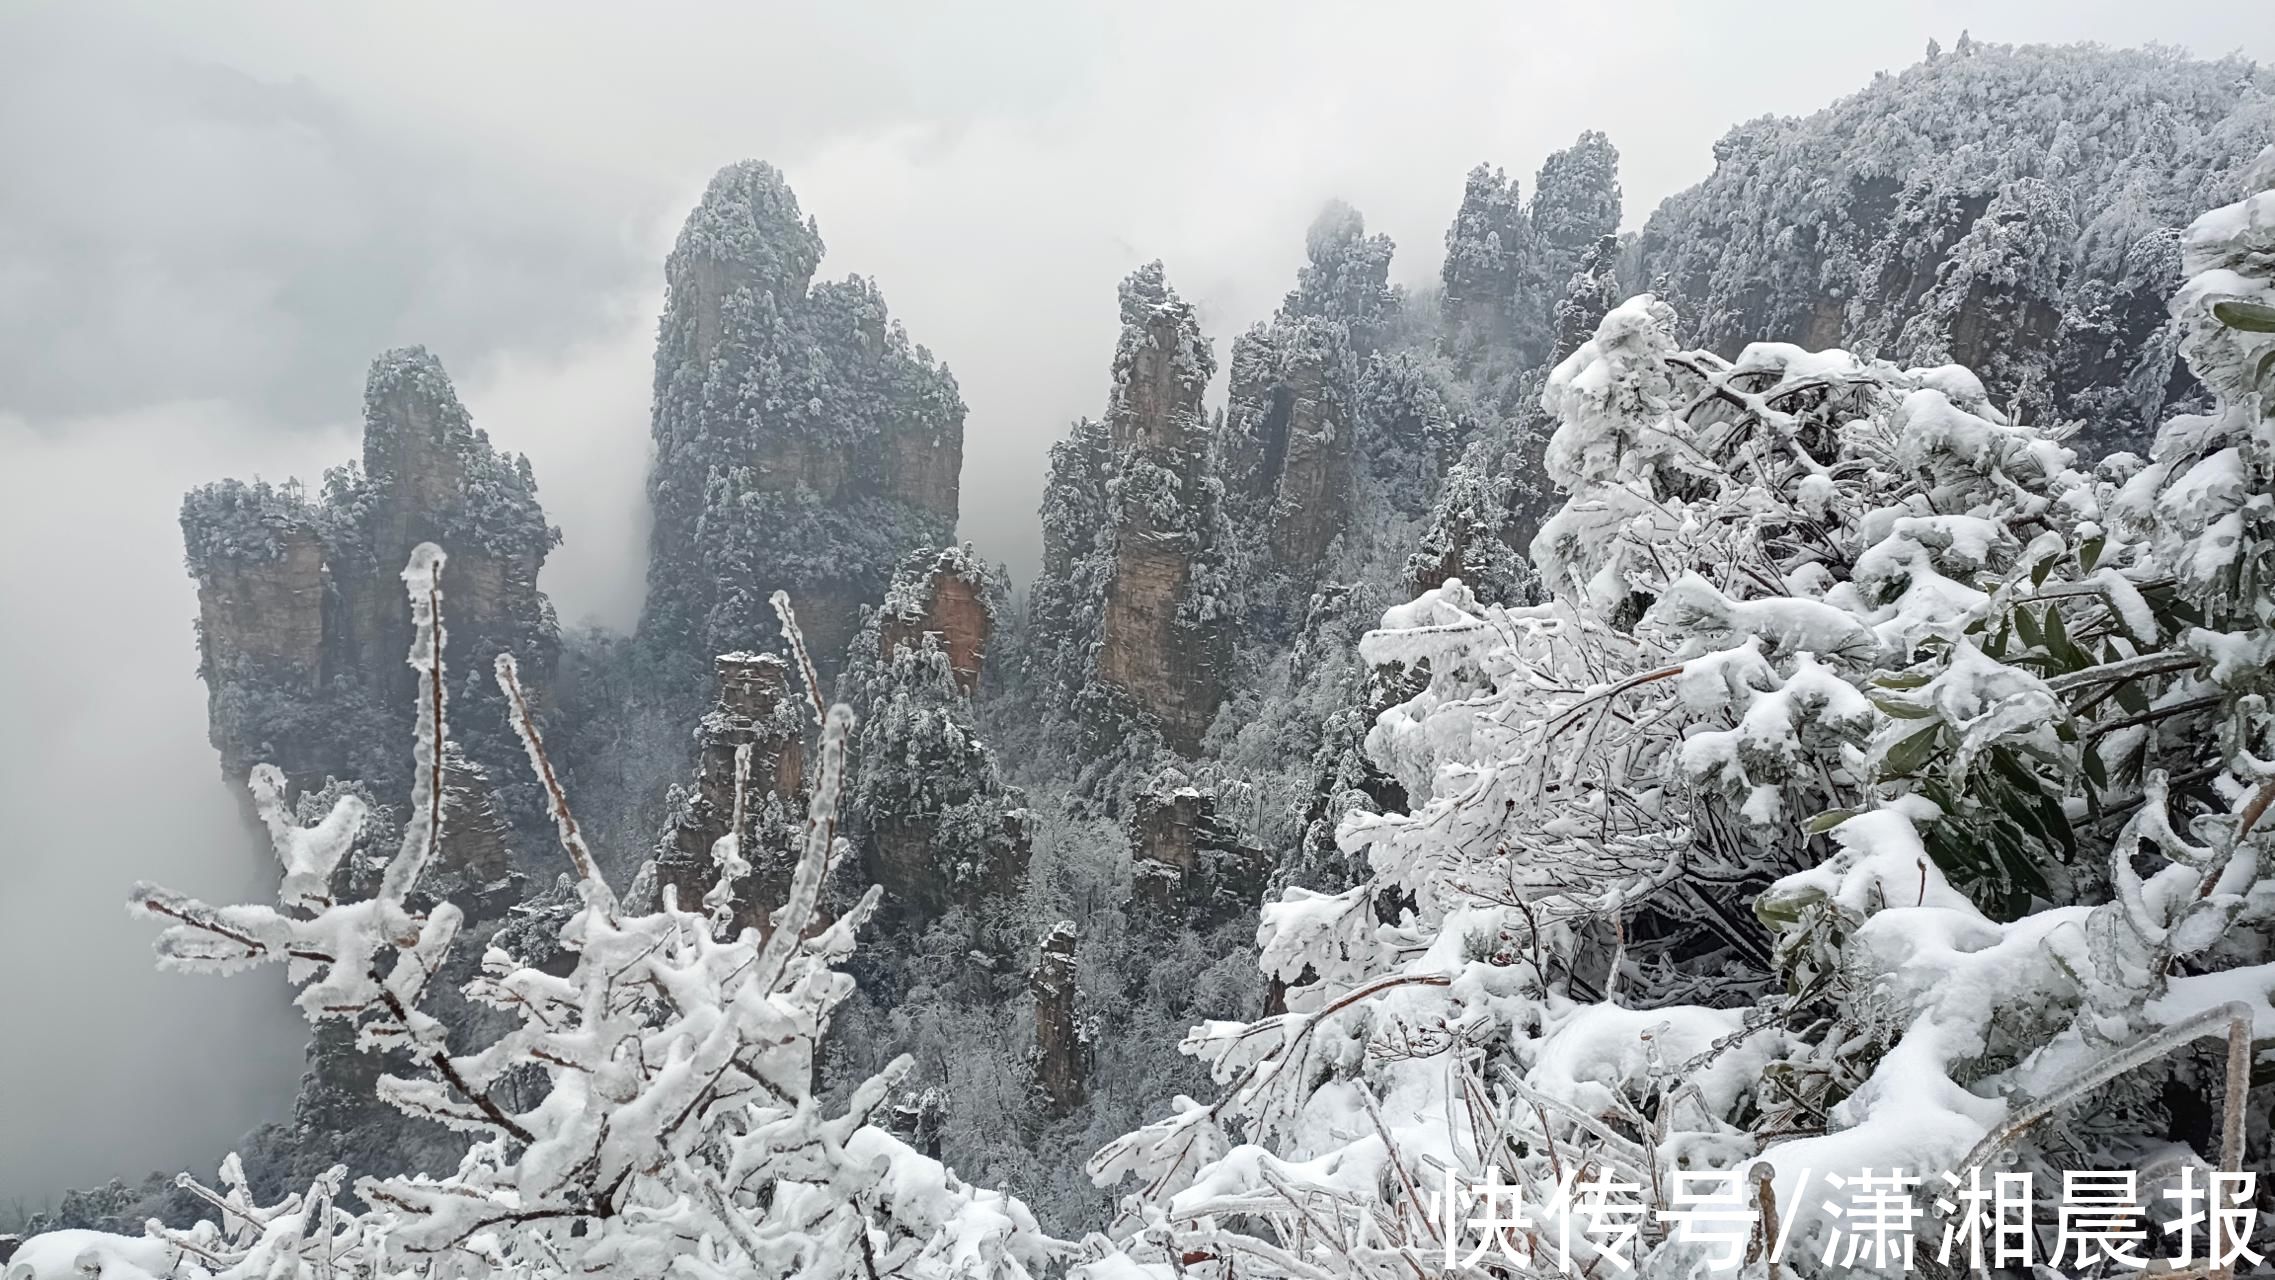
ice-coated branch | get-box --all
[1951,1001,2256,1184]
[494,650,609,900]
[389,542,448,904]
[770,588,827,727]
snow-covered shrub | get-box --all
[14,547,1053,1280]
[1081,165,2275,1279]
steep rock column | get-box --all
[181,347,559,833]
[351,351,557,725]
[1030,922,1086,1118]
[180,489,344,788]
[1528,131,1623,326]
[1440,163,1537,370]
[640,160,964,701]
[1091,264,1233,754]
[1219,315,1357,577]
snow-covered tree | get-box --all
[1079,159,2275,1279]
[27,546,1053,1280]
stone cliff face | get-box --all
[640,161,964,700]
[181,346,559,831]
[1631,42,2275,453]
[878,545,994,696]
[1028,264,1233,757]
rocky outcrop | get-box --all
[845,549,1030,923]
[647,652,807,936]
[438,746,517,889]
[1128,767,1268,925]
[1438,135,1620,379]
[640,161,963,702]
[181,347,559,834]
[1030,922,1085,1118]
[1632,41,2275,453]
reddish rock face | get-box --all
[1098,538,1219,752]
[1089,275,1229,754]
[881,562,991,696]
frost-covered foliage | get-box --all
[1079,165,2275,1279]
[1636,40,2275,451]
[181,351,554,580]
[642,161,963,701]
[179,479,321,571]
[23,546,1054,1280]
[1402,449,1542,607]
[349,349,559,566]
[1026,415,1118,704]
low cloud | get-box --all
[0,8,653,428]
[0,407,349,1206]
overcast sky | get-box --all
[3,0,2271,1211]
